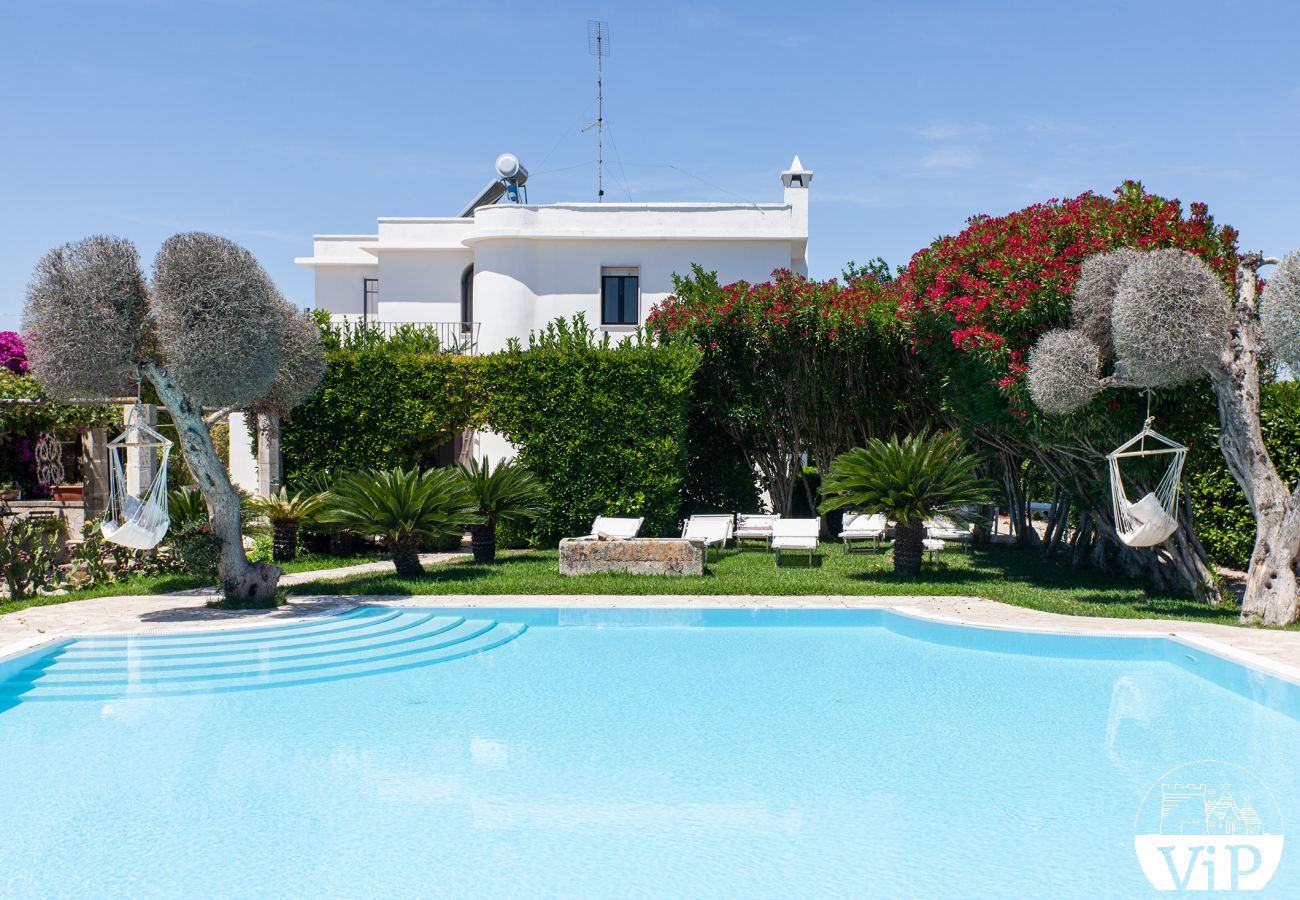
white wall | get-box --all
[228,412,258,494]
[376,249,472,323]
[314,265,377,317]
[472,238,795,352]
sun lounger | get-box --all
[840,512,887,553]
[734,513,779,547]
[681,515,734,559]
[771,518,820,567]
[581,516,644,540]
[924,515,973,550]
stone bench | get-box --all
[559,537,705,576]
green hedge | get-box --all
[1188,381,1300,569]
[678,397,761,517]
[478,318,700,544]
[281,351,480,485]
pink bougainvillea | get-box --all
[0,330,26,375]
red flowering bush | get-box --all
[650,265,922,514]
[897,182,1241,595]
[896,181,1238,430]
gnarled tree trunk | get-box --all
[1209,259,1299,625]
[144,363,281,605]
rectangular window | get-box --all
[362,277,378,319]
[601,267,639,325]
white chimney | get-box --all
[781,155,812,275]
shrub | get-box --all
[1188,381,1300,569]
[1,351,115,494]
[478,316,699,544]
[281,351,481,485]
[170,523,223,582]
[0,516,66,600]
[650,266,920,515]
[677,408,762,517]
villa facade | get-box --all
[293,156,811,352]
[229,156,811,490]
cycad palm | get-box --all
[456,456,547,563]
[819,429,990,576]
[247,487,326,562]
[319,466,480,578]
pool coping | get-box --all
[3,593,1300,690]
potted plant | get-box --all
[247,487,326,563]
[456,457,547,563]
[52,483,84,503]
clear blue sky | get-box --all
[3,0,1298,329]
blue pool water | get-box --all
[1,606,1298,898]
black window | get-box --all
[362,277,378,319]
[601,272,638,325]
[460,265,474,334]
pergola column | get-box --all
[81,426,109,517]
[256,411,282,497]
[122,403,157,496]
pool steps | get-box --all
[0,610,525,702]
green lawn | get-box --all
[285,542,1249,625]
[0,551,387,617]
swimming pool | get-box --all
[1,606,1297,897]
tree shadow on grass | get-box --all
[139,595,356,623]
[772,555,825,571]
[286,551,552,596]
[1066,592,1242,623]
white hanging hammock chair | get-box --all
[1106,417,1187,548]
[102,407,173,550]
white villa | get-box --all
[295,154,811,351]
[230,155,811,489]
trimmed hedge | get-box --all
[1189,381,1300,569]
[478,318,700,544]
[678,400,761,517]
[281,351,480,485]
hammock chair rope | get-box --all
[102,384,173,551]
[1106,393,1187,549]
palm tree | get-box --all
[319,466,480,578]
[456,456,547,563]
[168,486,210,533]
[819,430,990,577]
[247,487,326,562]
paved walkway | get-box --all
[3,578,1299,684]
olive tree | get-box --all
[23,233,325,606]
[1027,247,1300,626]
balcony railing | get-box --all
[328,318,481,354]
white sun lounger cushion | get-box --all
[770,518,819,551]
[841,513,887,537]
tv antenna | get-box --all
[583,20,610,202]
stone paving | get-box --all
[2,558,1298,683]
